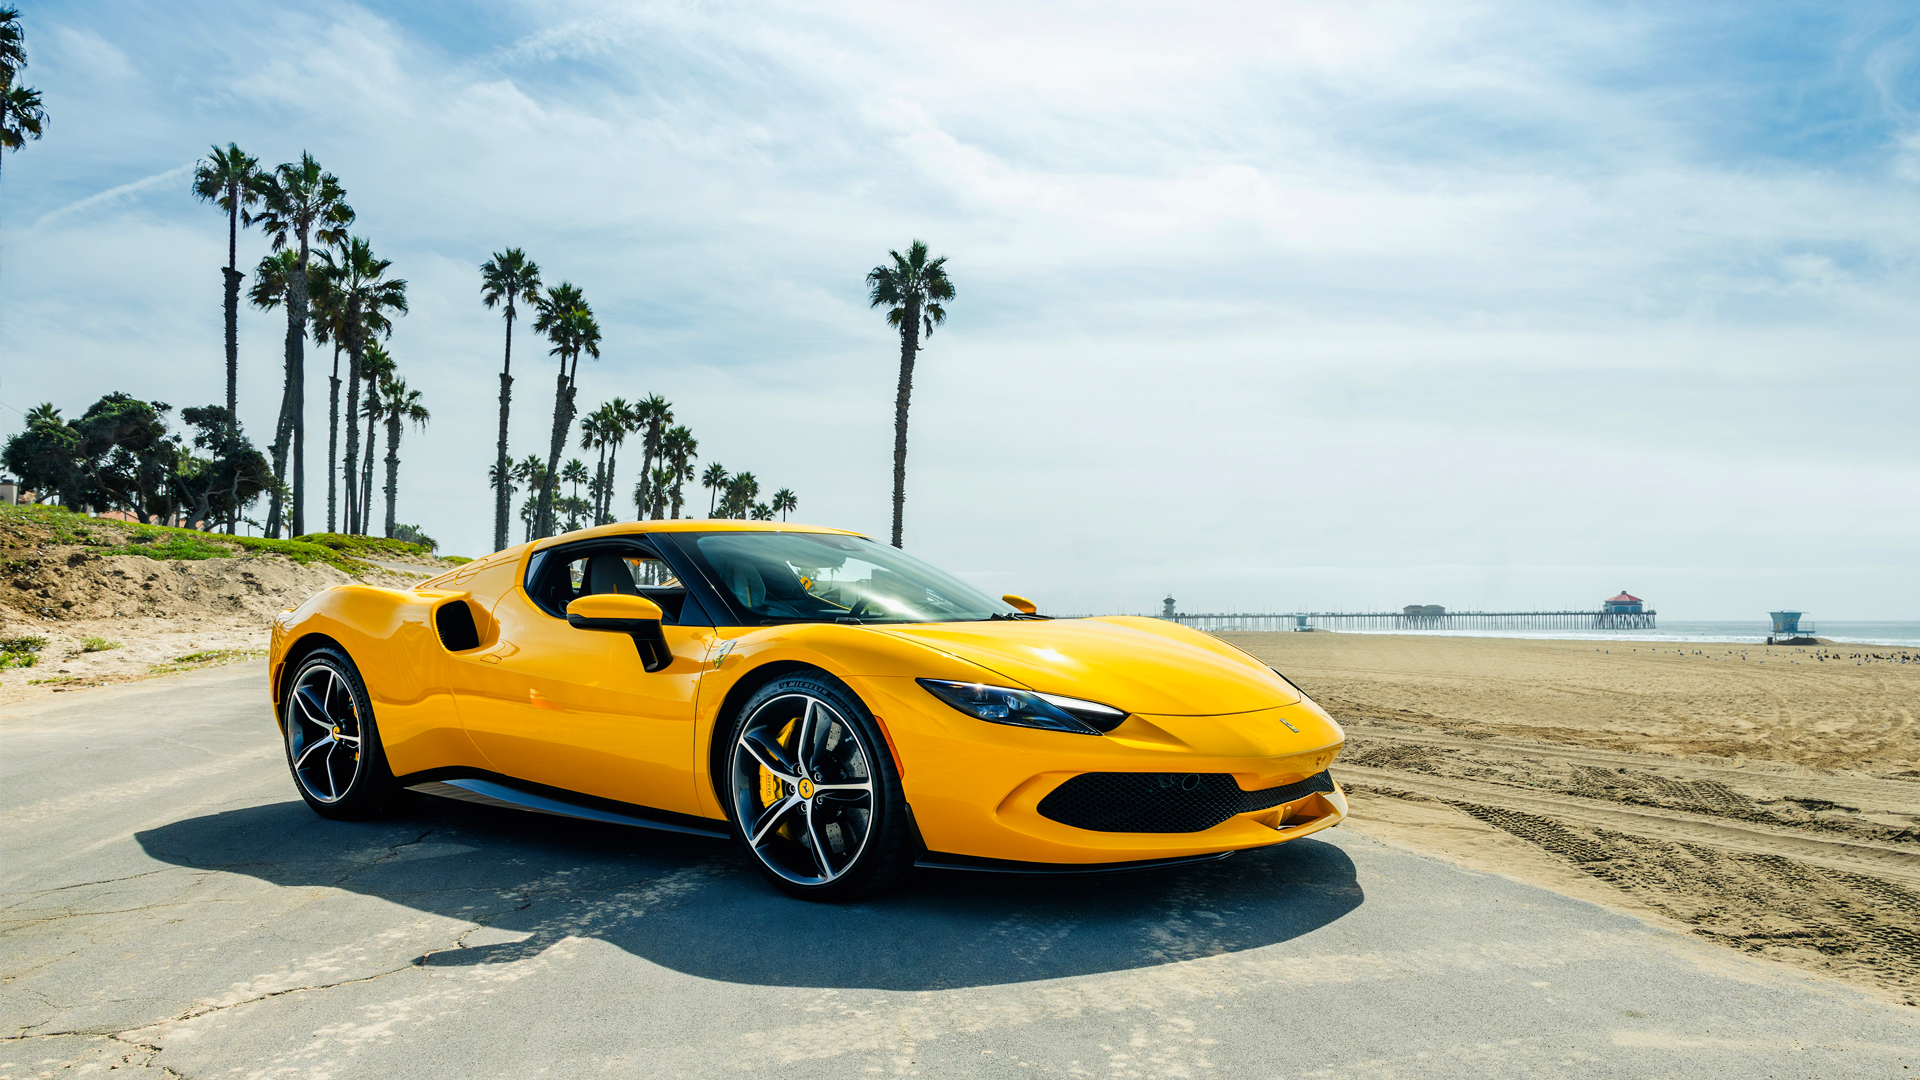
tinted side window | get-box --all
[527,544,700,624]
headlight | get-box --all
[915,679,1127,735]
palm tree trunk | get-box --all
[327,345,341,534]
[341,323,363,535]
[264,298,302,538]
[890,298,921,548]
[222,198,242,532]
[384,410,401,539]
[494,310,514,552]
[593,444,608,525]
[536,367,571,538]
[222,199,242,533]
[604,445,621,523]
[288,251,310,538]
[361,407,379,535]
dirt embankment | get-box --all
[1223,631,1920,1008]
[0,507,457,705]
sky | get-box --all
[2,0,1916,619]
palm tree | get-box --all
[663,425,698,519]
[357,342,396,531]
[532,283,599,538]
[600,397,635,524]
[247,249,298,529]
[561,457,590,531]
[250,153,353,537]
[1,7,46,193]
[727,472,760,520]
[701,462,729,517]
[629,395,672,520]
[771,488,797,521]
[866,240,954,548]
[512,454,548,544]
[379,377,429,539]
[0,7,24,82]
[316,236,406,535]
[578,409,607,526]
[191,145,264,424]
[305,260,347,533]
[480,249,542,552]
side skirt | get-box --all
[402,769,731,840]
[914,850,1235,875]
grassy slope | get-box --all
[0,504,435,575]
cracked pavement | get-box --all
[3,665,1917,1078]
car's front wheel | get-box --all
[725,672,914,900]
[282,645,402,820]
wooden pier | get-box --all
[1166,610,1657,632]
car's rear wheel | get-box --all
[725,673,914,900]
[282,645,401,820]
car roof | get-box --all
[529,519,865,553]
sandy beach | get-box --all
[1222,630,1920,1005]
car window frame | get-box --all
[522,536,715,627]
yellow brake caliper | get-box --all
[758,719,797,837]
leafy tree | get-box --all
[1,403,79,506]
[771,488,797,521]
[378,377,428,539]
[191,144,264,424]
[250,153,353,537]
[721,471,760,520]
[701,462,729,518]
[176,406,271,532]
[480,248,542,551]
[2,395,267,530]
[866,240,953,547]
[1,6,47,191]
[391,523,436,551]
[531,283,599,538]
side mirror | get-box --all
[1002,594,1038,615]
[566,594,671,672]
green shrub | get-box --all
[292,533,433,559]
[81,636,121,652]
[442,555,474,565]
[0,636,46,669]
[102,534,233,561]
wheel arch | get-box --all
[273,632,346,718]
[703,659,836,814]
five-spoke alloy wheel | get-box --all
[726,673,912,899]
[282,645,400,819]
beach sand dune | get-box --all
[1223,631,1920,1006]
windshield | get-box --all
[682,532,1017,624]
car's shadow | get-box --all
[138,795,1362,991]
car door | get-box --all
[446,539,717,816]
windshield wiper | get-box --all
[758,616,864,625]
[990,612,1053,621]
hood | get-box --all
[871,616,1301,716]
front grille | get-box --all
[1037,770,1336,834]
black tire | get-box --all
[723,671,914,901]
[281,645,403,820]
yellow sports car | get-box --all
[268,521,1347,899]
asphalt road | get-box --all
[3,666,1915,1078]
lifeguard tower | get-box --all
[1768,611,1817,645]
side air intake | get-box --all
[434,600,481,652]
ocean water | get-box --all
[1318,620,1920,647]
